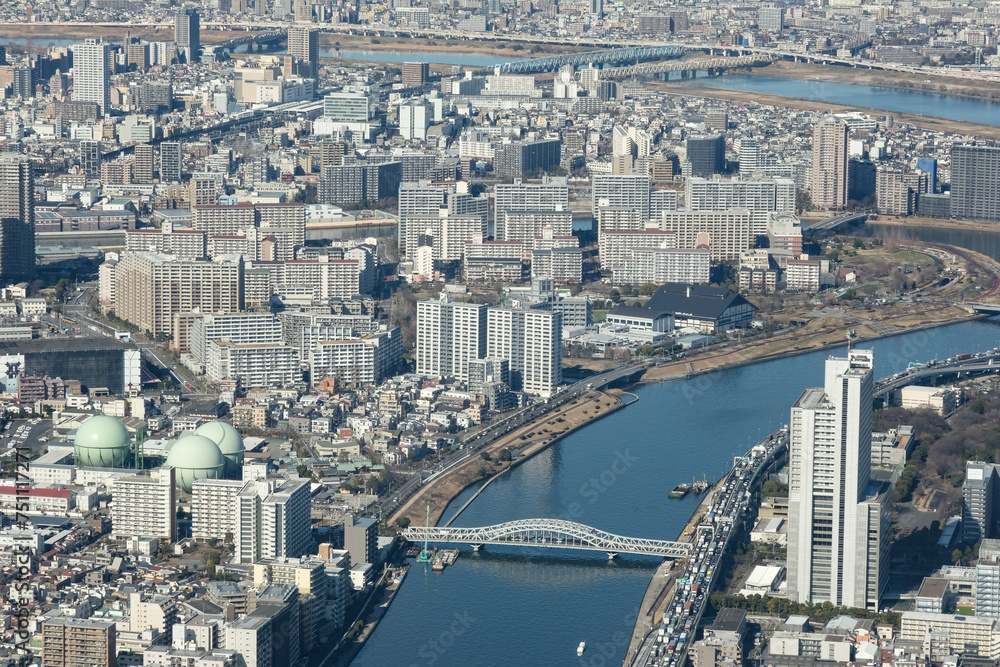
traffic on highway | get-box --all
[634,429,788,667]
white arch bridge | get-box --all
[403,519,693,559]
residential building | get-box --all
[175,8,200,63]
[307,326,403,386]
[71,38,110,115]
[191,478,244,541]
[80,139,101,178]
[876,169,928,215]
[126,223,207,260]
[659,209,751,261]
[686,134,726,177]
[950,145,1000,222]
[787,350,889,610]
[684,176,795,237]
[784,258,822,293]
[613,247,711,285]
[592,174,650,223]
[486,308,561,397]
[963,461,1000,543]
[900,611,1000,660]
[600,228,677,271]
[234,479,311,564]
[287,26,319,77]
[206,340,301,387]
[493,138,562,178]
[0,154,35,282]
[111,466,177,542]
[345,517,378,565]
[41,618,116,667]
[500,209,572,243]
[225,616,271,667]
[415,293,488,380]
[811,117,850,209]
[530,247,583,283]
[188,312,282,365]
[401,61,429,87]
[160,142,182,183]
[114,253,244,337]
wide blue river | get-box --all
[683,74,1000,127]
[354,317,1000,667]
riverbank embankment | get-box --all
[391,389,625,529]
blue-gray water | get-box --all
[354,317,1000,667]
[683,74,1000,127]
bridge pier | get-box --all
[607,552,618,560]
[471,544,483,552]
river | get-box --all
[681,74,1000,127]
[353,317,1000,667]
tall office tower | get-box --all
[79,139,101,178]
[592,174,651,224]
[950,145,1000,222]
[71,38,110,116]
[737,137,762,175]
[287,26,319,77]
[686,134,725,177]
[114,253,244,337]
[344,517,378,565]
[415,292,488,381]
[233,479,312,564]
[110,466,177,542]
[134,143,154,182]
[758,3,784,31]
[402,61,430,87]
[810,117,849,209]
[590,0,602,17]
[42,618,116,667]
[174,8,200,64]
[160,142,182,182]
[787,350,889,610]
[0,155,35,283]
[486,308,562,397]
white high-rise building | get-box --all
[592,174,650,223]
[786,350,889,610]
[399,102,429,140]
[415,293,488,381]
[71,38,111,116]
[494,177,569,239]
[737,137,762,175]
[233,479,311,564]
[486,308,561,397]
[111,466,177,542]
[684,176,796,237]
[191,478,245,541]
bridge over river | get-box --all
[404,518,693,559]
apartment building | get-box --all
[612,247,711,285]
[784,258,822,293]
[486,308,562,397]
[126,223,207,259]
[234,479,311,564]
[599,229,677,271]
[659,209,752,261]
[494,177,569,237]
[188,312,283,366]
[205,341,301,387]
[115,252,244,337]
[501,210,573,243]
[191,478,245,541]
[307,326,403,386]
[684,176,795,237]
[42,617,116,667]
[592,174,651,223]
[415,294,488,381]
[110,466,177,542]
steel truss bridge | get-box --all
[597,53,774,79]
[497,45,686,74]
[403,518,693,558]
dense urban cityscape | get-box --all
[5,0,1000,666]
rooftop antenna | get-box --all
[418,501,433,562]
